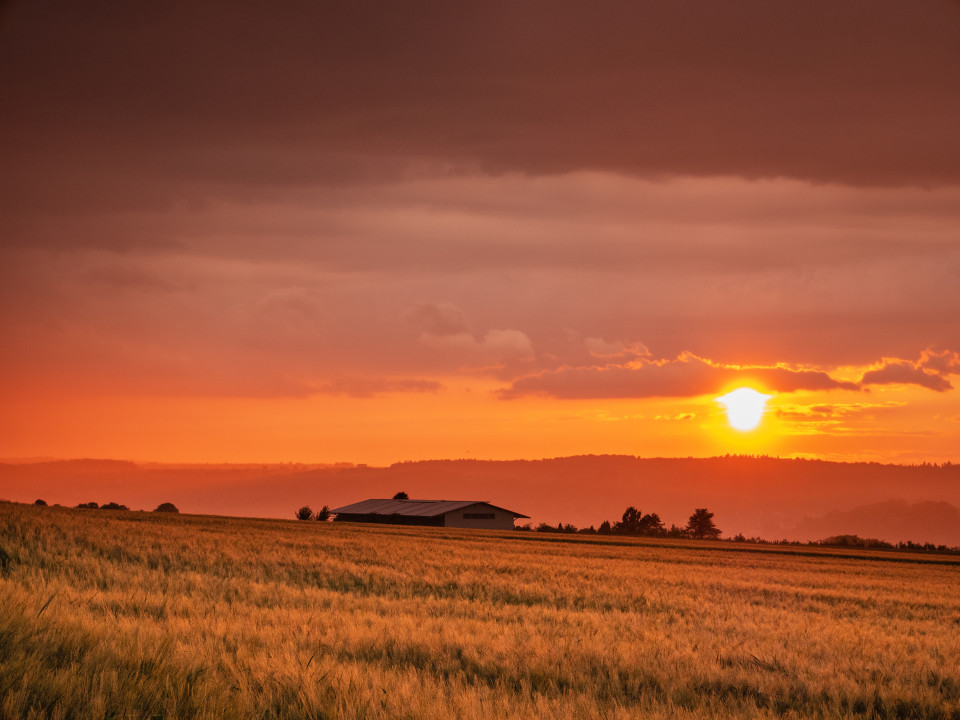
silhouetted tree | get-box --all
[153,502,179,513]
[686,508,721,539]
[76,502,99,509]
[296,506,313,521]
[613,507,665,536]
[34,499,47,506]
[315,505,330,521]
[667,524,687,538]
[639,512,666,536]
[614,506,642,534]
[392,491,409,500]
[597,520,612,534]
[101,502,129,511]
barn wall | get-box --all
[443,506,517,530]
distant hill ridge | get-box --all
[0,458,140,471]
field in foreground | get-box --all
[1,503,959,719]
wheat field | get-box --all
[1,502,959,719]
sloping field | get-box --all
[1,503,959,719]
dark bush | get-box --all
[34,499,47,506]
[296,506,313,521]
[315,505,330,521]
[153,502,179,513]
[392,491,409,500]
[101,502,130,511]
[76,501,99,509]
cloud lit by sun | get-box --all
[716,388,772,431]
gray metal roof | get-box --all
[330,498,529,518]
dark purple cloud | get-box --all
[918,349,960,375]
[860,358,955,392]
[2,0,959,229]
[503,347,960,400]
[501,354,860,400]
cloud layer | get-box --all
[2,2,960,462]
[2,0,960,221]
[501,350,960,400]
[2,174,959,402]
[859,350,960,393]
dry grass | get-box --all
[1,502,959,719]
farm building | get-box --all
[330,498,529,531]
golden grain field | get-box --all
[1,502,959,719]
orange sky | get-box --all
[2,2,959,466]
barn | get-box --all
[330,498,529,531]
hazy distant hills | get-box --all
[790,499,960,546]
[2,455,959,545]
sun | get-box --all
[716,387,772,431]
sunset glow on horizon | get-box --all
[2,1,959,468]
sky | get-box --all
[2,0,959,465]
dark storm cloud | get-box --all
[2,0,959,226]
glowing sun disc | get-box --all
[716,388,772,431]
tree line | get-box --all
[519,506,722,539]
[33,498,179,513]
